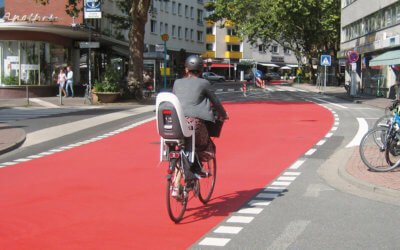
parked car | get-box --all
[202,72,226,82]
[262,72,281,81]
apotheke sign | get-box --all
[0,12,58,23]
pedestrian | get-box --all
[57,68,67,97]
[65,66,74,97]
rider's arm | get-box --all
[204,88,228,120]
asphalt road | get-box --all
[1,83,399,249]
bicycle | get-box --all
[155,92,221,223]
[83,83,93,104]
[373,99,400,129]
[359,111,400,172]
[134,82,154,101]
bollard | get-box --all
[242,82,247,97]
[59,85,63,105]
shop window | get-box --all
[0,41,19,85]
[20,41,39,85]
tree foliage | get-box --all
[208,0,340,80]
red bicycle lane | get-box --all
[0,101,333,249]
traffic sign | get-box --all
[79,42,100,48]
[84,0,102,19]
[255,70,263,78]
[348,51,359,62]
[161,34,169,41]
[321,55,331,66]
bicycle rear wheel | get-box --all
[166,159,187,223]
[359,127,393,172]
[198,157,216,204]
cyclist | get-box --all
[172,55,228,196]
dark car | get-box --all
[262,72,281,81]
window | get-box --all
[165,23,168,34]
[190,29,194,40]
[227,44,240,52]
[271,45,278,53]
[160,22,164,34]
[258,45,265,53]
[190,7,194,18]
[151,20,157,33]
[227,28,237,36]
[185,28,189,40]
[197,31,203,42]
[172,1,176,14]
[172,25,176,37]
[396,3,400,23]
[164,1,169,12]
[160,0,164,11]
[197,9,203,24]
[206,43,213,51]
[206,27,213,35]
[284,48,291,54]
[178,3,182,15]
[185,5,189,17]
[178,26,182,38]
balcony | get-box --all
[225,35,240,43]
[225,20,235,27]
[225,51,242,59]
[201,51,215,58]
[206,20,215,26]
[206,34,215,42]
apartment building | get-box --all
[341,0,400,98]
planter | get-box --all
[93,92,120,103]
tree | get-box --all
[208,0,340,82]
[36,0,151,92]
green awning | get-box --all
[370,50,400,66]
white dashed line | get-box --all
[271,181,291,186]
[283,172,301,176]
[248,200,272,206]
[199,237,231,246]
[227,216,254,223]
[316,140,326,146]
[237,207,263,214]
[214,226,243,234]
[277,176,297,181]
[305,148,316,155]
[256,193,279,199]
[289,160,304,169]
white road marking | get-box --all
[227,216,254,223]
[248,200,272,206]
[346,117,368,148]
[325,133,333,138]
[265,187,287,191]
[214,226,243,234]
[267,220,310,250]
[22,106,155,148]
[237,207,263,214]
[278,176,297,181]
[289,160,304,169]
[312,97,348,109]
[316,140,326,146]
[199,237,231,246]
[29,98,60,108]
[283,172,301,176]
[305,148,316,155]
[271,181,291,186]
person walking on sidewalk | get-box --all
[57,68,67,97]
[65,66,74,97]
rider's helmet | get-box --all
[185,55,203,73]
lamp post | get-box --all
[161,34,169,91]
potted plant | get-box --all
[93,64,122,103]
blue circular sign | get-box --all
[255,70,263,78]
[86,0,101,8]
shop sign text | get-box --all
[0,12,59,23]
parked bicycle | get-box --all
[359,109,400,172]
[156,92,224,223]
[373,99,400,129]
[134,82,154,101]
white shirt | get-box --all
[66,70,73,81]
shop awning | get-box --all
[287,64,299,68]
[280,66,292,70]
[370,50,400,66]
[259,63,280,67]
[203,63,233,68]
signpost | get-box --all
[320,55,331,93]
[83,0,101,103]
[161,34,169,91]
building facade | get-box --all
[340,0,400,98]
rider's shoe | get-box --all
[172,187,180,197]
[192,165,209,178]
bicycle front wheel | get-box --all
[385,135,400,170]
[166,159,187,223]
[198,157,216,204]
[359,127,392,171]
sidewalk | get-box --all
[1,85,399,199]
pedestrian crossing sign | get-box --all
[321,55,331,66]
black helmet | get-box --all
[185,55,203,72]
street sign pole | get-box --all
[324,65,327,93]
[161,34,169,91]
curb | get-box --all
[337,156,400,199]
[0,128,26,155]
